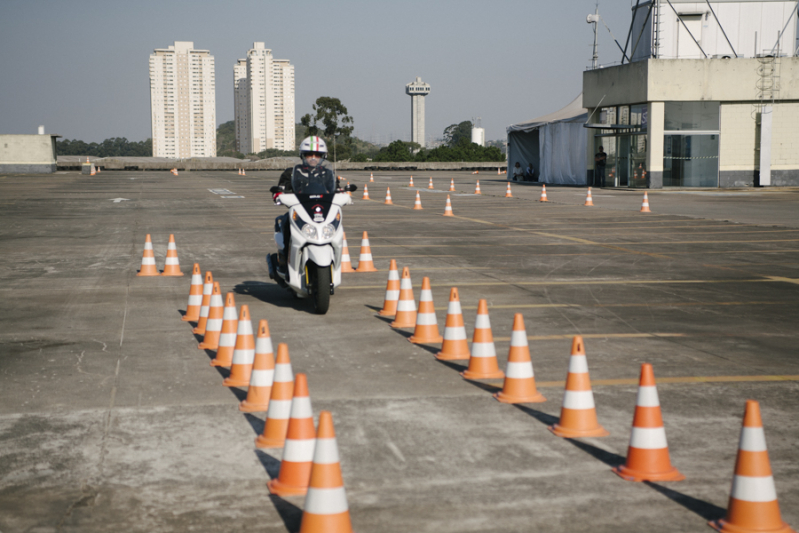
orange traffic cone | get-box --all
[256,343,295,448]
[540,185,549,202]
[640,192,651,213]
[268,373,317,496]
[497,167,501,175]
[461,299,504,379]
[192,271,214,333]
[90,165,96,176]
[413,191,423,210]
[362,185,370,200]
[223,305,255,387]
[505,182,513,198]
[370,172,374,182]
[472,170,479,175]
[299,411,353,533]
[384,187,393,205]
[709,400,795,533]
[612,363,684,482]
[161,234,183,276]
[340,232,356,273]
[238,168,241,175]
[137,234,159,276]
[443,195,454,217]
[475,181,482,194]
[409,277,443,344]
[174,168,179,176]
[449,178,455,192]
[390,267,416,328]
[378,259,400,317]
[549,336,609,438]
[585,187,594,206]
[239,319,275,412]
[494,314,545,403]
[428,177,434,189]
[346,181,352,197]
[409,176,414,187]
[242,168,246,176]
[198,283,224,350]
[355,231,378,272]
[436,287,470,361]
[182,263,204,321]
[97,166,101,173]
[207,292,237,363]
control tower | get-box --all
[405,77,431,148]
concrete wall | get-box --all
[0,135,58,173]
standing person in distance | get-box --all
[594,146,607,187]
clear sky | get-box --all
[0,0,637,144]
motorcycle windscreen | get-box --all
[291,165,336,195]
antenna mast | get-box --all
[587,3,600,69]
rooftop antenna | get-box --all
[587,3,599,69]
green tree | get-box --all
[373,140,421,162]
[443,121,473,147]
[300,97,354,161]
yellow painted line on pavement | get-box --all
[529,375,799,388]
[492,333,687,342]
[342,278,776,290]
[765,276,799,285]
[435,300,791,311]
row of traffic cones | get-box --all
[237,168,246,175]
[137,234,183,276]
[171,168,178,176]
[181,264,354,532]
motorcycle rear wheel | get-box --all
[309,263,331,314]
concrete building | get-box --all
[233,59,248,154]
[237,42,295,155]
[0,131,60,173]
[149,41,216,158]
[406,77,431,148]
[583,1,799,188]
[471,127,486,146]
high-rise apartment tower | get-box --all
[233,59,248,153]
[149,41,216,158]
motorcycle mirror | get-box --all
[346,184,358,192]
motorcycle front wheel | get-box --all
[308,263,331,314]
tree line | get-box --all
[56,137,152,157]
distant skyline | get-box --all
[0,0,636,145]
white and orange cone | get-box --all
[161,234,183,276]
[346,181,352,197]
[362,185,370,200]
[268,373,316,496]
[239,319,275,412]
[192,271,214,333]
[378,259,400,317]
[475,181,482,194]
[494,314,545,403]
[256,343,295,448]
[497,167,501,175]
[409,176,414,187]
[548,336,609,438]
[242,168,246,176]
[449,178,455,192]
[355,231,378,272]
[612,363,684,482]
[208,292,238,364]
[409,277,442,344]
[384,187,393,205]
[443,195,454,217]
[428,177,434,189]
[90,165,96,176]
[709,400,795,533]
[299,411,353,533]
[340,233,355,273]
[369,172,374,182]
[390,267,417,328]
[472,170,479,175]
[585,187,594,206]
[540,184,549,202]
[182,264,204,321]
[413,191,423,210]
[238,168,242,175]
[436,287,470,361]
[505,182,513,198]
[223,305,255,387]
[461,299,504,380]
[198,283,224,351]
[137,234,159,276]
[640,192,651,213]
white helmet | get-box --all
[299,136,328,167]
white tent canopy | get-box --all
[506,94,588,185]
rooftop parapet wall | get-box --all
[0,134,58,173]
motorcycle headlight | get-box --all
[302,225,318,239]
[321,224,336,239]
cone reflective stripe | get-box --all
[540,184,549,202]
[461,299,504,379]
[378,259,400,317]
[443,195,454,217]
[390,267,417,328]
[355,231,378,272]
[494,314,545,403]
[428,177,434,189]
[223,305,255,386]
[268,373,317,496]
[370,172,374,182]
[340,232,355,273]
[612,364,683,481]
[709,400,795,533]
[362,185,370,200]
[449,178,455,192]
[413,191,423,210]
[160,234,183,276]
[207,292,237,363]
[505,182,513,198]
[192,271,214,333]
[256,343,295,448]
[585,187,594,206]
[409,176,414,186]
[548,336,609,438]
[240,320,275,412]
[299,411,353,533]
[640,192,651,213]
[198,284,224,351]
[182,264,203,321]
[384,187,393,205]
[409,277,443,344]
[436,287,470,360]
[137,234,159,276]
[475,181,482,194]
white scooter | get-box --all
[266,174,356,314]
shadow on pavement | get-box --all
[253,450,303,533]
[512,404,558,426]
[233,281,310,312]
[244,413,265,436]
[435,359,468,373]
[644,481,726,522]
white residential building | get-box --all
[149,41,216,158]
[235,42,295,154]
[233,58,248,153]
